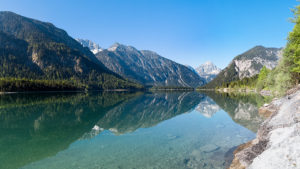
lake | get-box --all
[0,91,269,169]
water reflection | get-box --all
[203,92,269,132]
[0,92,138,169]
[195,96,220,118]
[95,92,204,135]
[0,91,268,169]
[0,92,203,169]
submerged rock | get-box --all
[258,101,278,118]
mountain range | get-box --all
[0,11,142,90]
[0,10,207,90]
[0,11,284,90]
[203,46,282,89]
[77,39,205,87]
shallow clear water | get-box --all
[0,91,267,169]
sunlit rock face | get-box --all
[204,46,283,89]
[195,96,220,118]
[233,47,282,79]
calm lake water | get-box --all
[0,91,269,169]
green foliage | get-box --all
[263,57,293,95]
[257,5,300,95]
[257,66,270,81]
[0,77,144,92]
[256,66,271,90]
[0,78,84,92]
[286,6,300,74]
[215,75,258,90]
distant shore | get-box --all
[0,89,138,94]
[0,87,195,94]
[197,88,273,96]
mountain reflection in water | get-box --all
[0,91,268,169]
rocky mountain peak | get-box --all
[196,61,221,75]
[203,61,213,66]
[195,61,221,83]
[76,39,103,54]
[108,43,137,52]
[108,42,121,51]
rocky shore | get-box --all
[229,85,300,169]
[215,88,274,97]
[216,88,257,94]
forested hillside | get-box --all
[0,12,142,91]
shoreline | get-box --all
[229,85,300,169]
[0,89,139,95]
[0,88,195,95]
[197,88,273,96]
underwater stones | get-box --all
[259,103,278,118]
[166,134,180,140]
[201,144,221,153]
[224,146,237,167]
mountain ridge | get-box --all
[80,40,205,87]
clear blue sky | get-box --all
[0,0,298,68]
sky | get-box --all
[0,0,298,68]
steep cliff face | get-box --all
[94,43,205,87]
[203,46,282,89]
[233,47,282,79]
